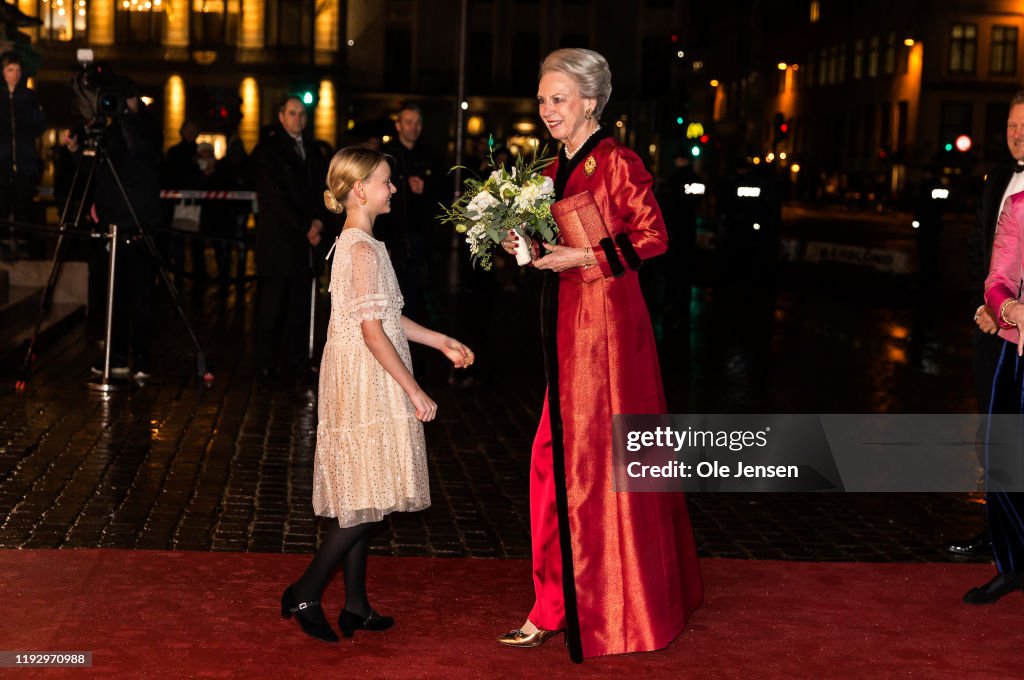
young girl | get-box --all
[282,146,474,643]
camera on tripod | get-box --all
[70,48,136,139]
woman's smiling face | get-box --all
[537,71,596,147]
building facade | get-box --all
[21,0,345,161]
[696,0,1024,203]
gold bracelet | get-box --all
[583,246,594,268]
[1000,299,1019,327]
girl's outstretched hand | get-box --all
[441,337,474,369]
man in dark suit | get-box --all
[953,92,1024,582]
[252,95,329,386]
[378,103,437,319]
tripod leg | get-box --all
[100,152,210,379]
[100,224,119,380]
[17,149,98,388]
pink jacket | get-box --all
[985,191,1024,344]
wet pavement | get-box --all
[0,209,991,562]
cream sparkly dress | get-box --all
[312,228,430,527]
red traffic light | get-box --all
[699,134,709,143]
[779,123,788,133]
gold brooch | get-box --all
[584,155,597,176]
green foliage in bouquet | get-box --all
[439,141,558,270]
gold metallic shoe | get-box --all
[496,627,563,648]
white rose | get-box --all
[498,181,517,200]
[538,176,554,196]
[467,190,499,219]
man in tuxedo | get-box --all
[956,92,1024,601]
[252,95,328,386]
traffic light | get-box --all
[292,85,318,107]
[773,112,789,143]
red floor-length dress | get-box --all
[527,128,704,662]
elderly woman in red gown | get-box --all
[498,48,704,662]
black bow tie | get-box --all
[1015,163,1024,173]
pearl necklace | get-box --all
[563,125,601,160]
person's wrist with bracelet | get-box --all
[581,245,595,269]
[1000,298,1019,327]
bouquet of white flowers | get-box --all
[440,143,557,271]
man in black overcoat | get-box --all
[252,95,329,385]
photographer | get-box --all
[90,76,163,380]
[0,50,46,259]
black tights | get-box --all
[293,520,376,617]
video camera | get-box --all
[70,48,138,137]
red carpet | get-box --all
[0,550,1020,679]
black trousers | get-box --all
[974,330,1005,413]
[0,174,37,224]
[985,340,1024,574]
[255,274,312,375]
[109,239,155,369]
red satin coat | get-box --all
[536,132,704,660]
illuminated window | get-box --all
[868,35,880,77]
[115,2,166,43]
[949,23,977,74]
[853,39,864,79]
[39,0,88,42]
[809,0,819,23]
[884,32,896,75]
[991,25,1018,76]
[192,0,240,47]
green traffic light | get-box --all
[944,143,953,152]
[676,116,684,125]
[302,92,314,105]
[691,145,701,157]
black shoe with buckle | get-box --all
[280,586,339,643]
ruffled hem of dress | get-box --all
[313,498,431,528]
[311,415,428,526]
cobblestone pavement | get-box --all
[0,223,990,562]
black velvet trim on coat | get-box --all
[541,124,614,663]
[598,237,625,278]
[553,127,613,200]
[614,232,643,270]
[539,271,584,663]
